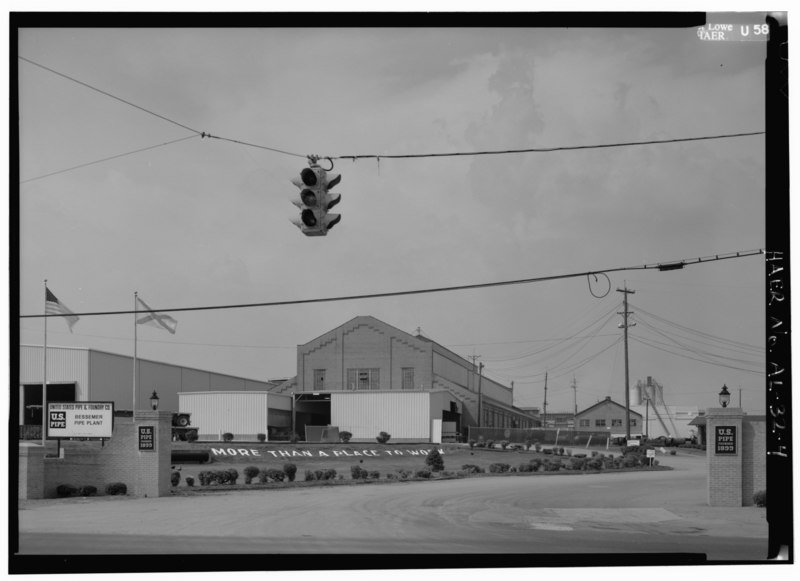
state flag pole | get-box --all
[41,279,48,448]
[133,291,138,418]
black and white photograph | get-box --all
[8,6,792,575]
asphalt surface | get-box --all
[14,448,769,565]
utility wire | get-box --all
[332,131,765,161]
[19,56,202,135]
[20,249,764,320]
[20,135,201,184]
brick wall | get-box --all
[20,411,172,499]
[706,408,766,507]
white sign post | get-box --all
[646,448,656,466]
[47,402,114,440]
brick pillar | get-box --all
[18,443,46,499]
[706,407,744,506]
[132,410,173,497]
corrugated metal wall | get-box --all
[19,345,90,399]
[179,391,271,441]
[331,391,431,441]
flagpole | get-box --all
[133,291,137,418]
[42,279,48,448]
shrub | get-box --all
[558,447,565,456]
[339,431,352,443]
[529,458,543,471]
[570,457,586,470]
[461,464,484,474]
[261,468,285,483]
[222,432,234,442]
[415,469,432,479]
[573,453,587,458]
[368,470,380,479]
[78,485,97,496]
[469,439,476,450]
[351,465,368,480]
[670,450,677,456]
[489,463,511,473]
[587,458,603,471]
[376,431,392,444]
[56,484,78,497]
[243,466,260,484]
[185,476,195,487]
[486,440,495,449]
[304,469,316,482]
[591,450,599,457]
[542,448,553,455]
[518,463,534,472]
[534,443,542,453]
[396,469,413,479]
[186,430,198,442]
[227,468,239,484]
[257,433,266,443]
[171,471,181,487]
[426,448,445,472]
[283,463,297,482]
[105,482,127,496]
[386,473,397,480]
[500,440,510,450]
[753,490,767,507]
[474,440,486,448]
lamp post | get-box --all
[718,384,731,408]
[149,390,160,411]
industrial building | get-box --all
[574,396,644,438]
[18,345,284,439]
[18,316,537,442]
[267,316,537,440]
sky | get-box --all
[15,14,771,415]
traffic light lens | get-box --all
[301,209,317,227]
[301,190,318,206]
[300,168,317,187]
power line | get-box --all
[20,249,764,320]
[19,56,202,135]
[20,135,201,184]
[331,131,765,162]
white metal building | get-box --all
[179,391,292,441]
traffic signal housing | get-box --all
[290,165,342,236]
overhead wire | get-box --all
[630,335,763,375]
[20,135,201,184]
[20,249,764,320]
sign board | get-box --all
[646,449,655,458]
[627,439,641,447]
[47,402,114,439]
[138,426,155,451]
[714,426,737,455]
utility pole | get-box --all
[571,376,578,423]
[543,371,548,429]
[617,283,636,440]
[469,354,483,426]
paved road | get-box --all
[15,450,768,562]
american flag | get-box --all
[136,296,178,334]
[45,288,80,331]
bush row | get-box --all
[56,482,127,497]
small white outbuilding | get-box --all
[178,391,292,441]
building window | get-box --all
[314,369,326,390]
[347,368,380,390]
[579,419,590,427]
[402,367,415,390]
[611,419,622,427]
[630,419,637,427]
[595,419,606,427]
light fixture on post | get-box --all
[149,390,160,411]
[718,384,731,408]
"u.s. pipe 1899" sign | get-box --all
[47,402,114,439]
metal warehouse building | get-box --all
[18,345,286,439]
[268,316,536,441]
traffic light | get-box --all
[290,164,342,236]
